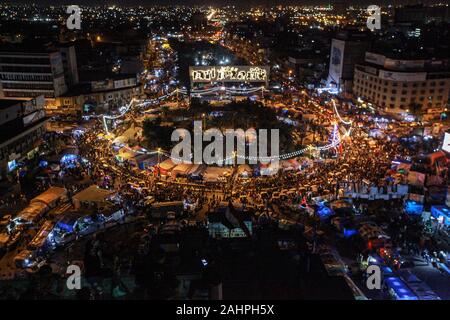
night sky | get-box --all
[2,0,440,7]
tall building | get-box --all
[353,52,450,120]
[0,96,47,179]
[327,30,371,94]
[0,44,68,101]
[56,43,79,87]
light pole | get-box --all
[157,147,162,178]
[157,147,162,164]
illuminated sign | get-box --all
[365,52,386,66]
[379,70,426,82]
[189,66,269,83]
[7,160,17,172]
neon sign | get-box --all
[190,66,269,83]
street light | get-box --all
[288,69,293,78]
[156,147,162,178]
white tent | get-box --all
[158,159,176,176]
[32,187,67,207]
[72,185,115,209]
[171,163,194,178]
[122,124,143,142]
[203,167,233,182]
[237,164,252,177]
[113,135,129,145]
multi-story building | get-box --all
[56,43,79,87]
[51,73,142,116]
[353,52,450,120]
[0,45,68,102]
[0,96,48,179]
[327,30,371,94]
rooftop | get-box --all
[0,99,21,110]
[0,116,48,145]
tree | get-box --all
[142,117,174,150]
[160,106,170,118]
[409,103,422,118]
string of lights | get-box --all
[106,88,352,161]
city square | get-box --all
[0,1,449,303]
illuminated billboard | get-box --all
[442,132,450,153]
[189,66,269,83]
[379,70,426,82]
[327,39,345,87]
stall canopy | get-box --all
[316,202,334,219]
[407,171,426,187]
[73,185,115,204]
[187,164,200,175]
[116,147,137,162]
[172,163,194,177]
[133,154,159,169]
[15,202,48,223]
[280,159,299,171]
[259,162,279,176]
[404,200,424,215]
[28,220,54,250]
[158,159,176,172]
[122,124,142,142]
[31,187,67,206]
[113,136,129,145]
[203,167,233,182]
[187,164,206,178]
[237,164,252,177]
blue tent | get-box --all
[404,200,424,215]
[316,203,334,219]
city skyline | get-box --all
[1,0,447,7]
[0,0,449,304]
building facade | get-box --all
[353,52,450,119]
[56,43,79,87]
[0,96,47,179]
[50,74,142,116]
[0,49,68,100]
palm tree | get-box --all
[160,106,169,119]
[409,103,422,119]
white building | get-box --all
[353,52,450,120]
